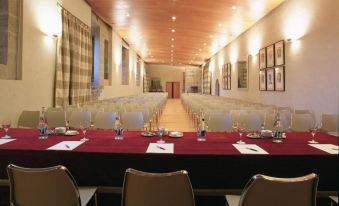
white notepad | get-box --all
[309,144,338,154]
[146,143,174,154]
[0,139,15,145]
[233,144,269,154]
[47,141,84,151]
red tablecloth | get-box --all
[0,129,338,155]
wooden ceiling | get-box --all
[86,0,284,66]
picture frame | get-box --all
[259,48,266,69]
[227,63,231,90]
[259,70,266,91]
[274,66,285,91]
[266,44,275,67]
[222,64,227,90]
[274,40,285,66]
[266,68,275,91]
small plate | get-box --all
[65,130,79,136]
[246,133,261,139]
[169,131,183,138]
[141,132,155,137]
[261,130,273,138]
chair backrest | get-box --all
[7,164,81,206]
[17,111,40,128]
[322,114,338,132]
[239,173,318,206]
[68,111,91,128]
[291,113,315,131]
[122,168,195,206]
[65,107,83,121]
[244,113,263,131]
[93,112,116,129]
[207,113,232,132]
[121,112,144,130]
[46,111,66,128]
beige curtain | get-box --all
[55,9,92,107]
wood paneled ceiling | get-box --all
[86,0,284,66]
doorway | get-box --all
[166,82,180,98]
[215,79,220,96]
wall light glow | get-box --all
[34,1,61,37]
[284,2,312,40]
[230,45,238,64]
[248,33,261,55]
[217,50,224,70]
[209,57,215,73]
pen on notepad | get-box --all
[157,146,166,150]
[246,147,258,152]
[65,144,70,149]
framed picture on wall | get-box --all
[227,63,231,90]
[266,68,275,91]
[259,70,266,91]
[275,66,285,91]
[222,64,227,90]
[266,44,275,67]
[274,40,285,66]
[259,48,266,69]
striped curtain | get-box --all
[55,9,92,107]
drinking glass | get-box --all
[157,127,166,144]
[308,123,319,144]
[114,127,124,140]
[1,119,11,139]
[80,121,90,141]
[237,124,246,144]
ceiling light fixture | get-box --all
[171,38,175,41]
[172,16,176,21]
[218,23,222,27]
[209,34,214,38]
[126,12,130,17]
[171,29,176,33]
[171,44,174,47]
[232,5,237,10]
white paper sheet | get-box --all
[309,144,339,154]
[146,143,174,154]
[47,141,84,151]
[233,144,269,154]
[328,132,338,137]
[0,139,15,145]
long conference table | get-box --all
[0,129,338,194]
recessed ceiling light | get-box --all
[203,42,207,46]
[195,53,198,56]
[126,12,130,17]
[171,45,174,47]
[171,29,175,33]
[218,23,222,27]
[232,5,237,10]
[199,48,202,51]
[172,16,176,21]
[171,50,174,52]
[171,38,175,41]
[209,34,214,38]
[171,53,173,56]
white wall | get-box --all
[100,31,144,99]
[0,0,91,126]
[0,0,144,125]
[208,0,339,121]
[146,64,187,94]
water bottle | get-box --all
[197,118,207,142]
[114,116,123,140]
[273,112,283,143]
[38,107,48,139]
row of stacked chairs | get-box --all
[6,164,333,206]
[181,94,338,132]
[17,93,167,130]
